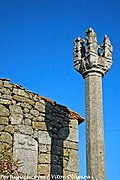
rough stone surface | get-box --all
[16,125,33,135]
[35,102,45,112]
[67,128,78,142]
[85,73,106,179]
[58,127,69,140]
[38,153,50,163]
[0,78,83,177]
[38,131,51,144]
[32,122,47,130]
[0,132,12,144]
[0,104,10,117]
[0,117,9,125]
[30,108,39,117]
[67,150,79,172]
[13,88,29,98]
[0,98,11,105]
[39,144,48,153]
[4,125,14,134]
[13,95,35,105]
[13,133,38,176]
[64,140,78,150]
[38,164,50,176]
[9,105,23,114]
[10,114,23,125]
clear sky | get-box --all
[0,0,120,179]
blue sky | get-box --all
[0,0,120,179]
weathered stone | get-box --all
[20,102,32,109]
[33,116,45,122]
[67,128,78,142]
[39,144,48,153]
[13,95,35,105]
[62,121,68,127]
[53,146,63,156]
[63,159,68,169]
[51,164,62,176]
[23,107,29,113]
[0,125,4,132]
[0,104,10,117]
[4,125,14,134]
[50,121,61,129]
[67,149,79,172]
[47,145,51,152]
[23,118,31,125]
[45,114,53,120]
[33,94,39,101]
[52,154,59,164]
[0,87,11,95]
[33,129,38,139]
[39,98,46,105]
[38,131,51,145]
[0,117,9,125]
[0,132,12,144]
[11,100,16,105]
[30,108,39,117]
[58,127,69,140]
[2,94,12,100]
[64,140,78,150]
[24,113,33,119]
[32,122,47,130]
[38,164,50,176]
[13,133,38,176]
[35,102,45,113]
[13,88,29,98]
[3,80,11,87]
[0,98,11,105]
[38,153,50,163]
[69,119,78,129]
[52,139,63,147]
[16,125,33,135]
[10,114,23,125]
[9,105,23,114]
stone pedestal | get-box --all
[73,28,113,180]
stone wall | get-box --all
[0,78,84,179]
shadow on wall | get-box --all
[0,78,83,179]
[45,102,70,180]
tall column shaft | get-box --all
[85,72,105,180]
[73,28,113,180]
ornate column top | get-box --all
[73,28,113,78]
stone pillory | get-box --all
[73,28,113,180]
[0,78,84,179]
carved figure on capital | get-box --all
[101,35,113,60]
[73,28,113,77]
[73,37,85,72]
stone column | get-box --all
[73,28,113,180]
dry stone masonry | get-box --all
[0,78,84,179]
[73,28,113,180]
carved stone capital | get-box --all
[73,28,113,78]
